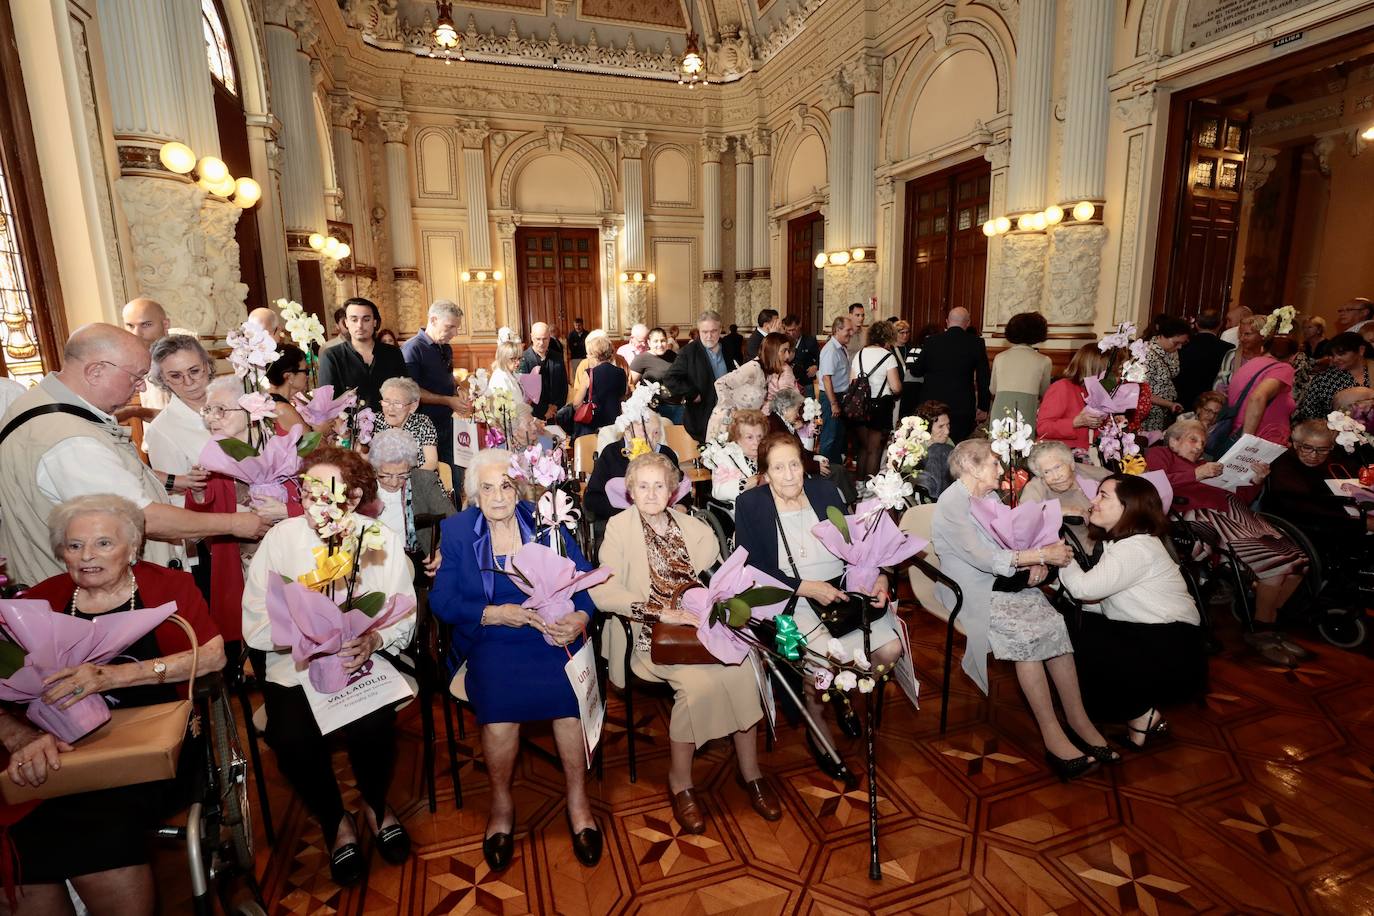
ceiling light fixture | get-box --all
[432,1,464,63]
[678,31,707,88]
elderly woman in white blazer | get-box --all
[590,452,779,836]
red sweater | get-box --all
[1037,379,1089,448]
[1144,445,1260,513]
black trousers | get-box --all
[262,682,397,844]
[1070,614,1208,722]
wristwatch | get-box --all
[152,659,167,683]
[165,474,176,494]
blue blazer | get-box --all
[430,501,596,671]
[734,477,846,589]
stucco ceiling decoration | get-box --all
[577,0,689,31]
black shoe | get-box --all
[1123,709,1171,749]
[831,692,862,739]
[329,816,367,887]
[806,731,859,790]
[482,831,515,872]
[566,812,602,867]
[1044,750,1098,782]
[374,821,411,866]
[1066,729,1120,765]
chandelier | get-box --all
[677,32,706,88]
[431,1,464,63]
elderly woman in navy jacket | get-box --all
[734,432,904,776]
[430,449,602,873]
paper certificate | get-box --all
[1203,434,1286,491]
[302,654,414,735]
[564,641,605,769]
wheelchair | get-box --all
[155,669,266,916]
[1257,506,1373,650]
[688,496,736,558]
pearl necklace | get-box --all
[70,572,138,616]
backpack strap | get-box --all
[0,403,106,448]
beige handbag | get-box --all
[0,614,200,804]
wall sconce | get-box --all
[619,271,656,283]
[461,269,503,282]
[158,141,261,209]
[309,233,351,261]
[812,248,866,268]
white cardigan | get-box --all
[1059,534,1199,626]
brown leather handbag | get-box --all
[647,581,717,666]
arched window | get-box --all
[202,0,237,96]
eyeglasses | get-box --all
[93,360,148,387]
[380,399,415,409]
[1294,443,1334,456]
[199,405,247,420]
[376,472,410,484]
[161,365,208,386]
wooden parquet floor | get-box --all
[160,607,1374,915]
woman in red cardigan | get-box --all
[1037,344,1109,448]
[1,494,223,915]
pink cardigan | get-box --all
[1037,379,1089,448]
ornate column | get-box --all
[165,0,219,158]
[497,217,520,329]
[700,136,728,314]
[823,74,853,322]
[981,138,1012,325]
[733,137,754,316]
[748,129,772,313]
[848,56,881,307]
[618,131,649,327]
[1110,90,1159,325]
[459,119,496,335]
[1000,0,1056,320]
[328,92,368,278]
[379,108,423,330]
[1046,0,1114,327]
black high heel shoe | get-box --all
[1067,729,1120,765]
[1044,751,1098,783]
[1124,709,1170,749]
[565,812,602,867]
[807,731,859,790]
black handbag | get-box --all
[775,515,886,638]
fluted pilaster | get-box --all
[266,21,326,235]
[459,120,493,268]
[379,109,416,270]
[702,136,728,275]
[734,139,753,273]
[329,93,368,264]
[849,59,881,249]
[1059,0,1114,204]
[824,75,854,250]
[620,131,648,270]
[748,131,771,275]
[165,0,219,157]
[1006,0,1056,214]
[98,0,187,147]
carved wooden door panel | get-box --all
[515,227,600,339]
[1159,103,1248,319]
[786,210,824,335]
[901,160,989,331]
[948,168,991,327]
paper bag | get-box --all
[564,641,604,769]
[452,418,479,469]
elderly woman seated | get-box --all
[1022,441,1111,544]
[6,495,224,914]
[243,446,417,887]
[591,452,779,835]
[914,400,956,499]
[583,410,680,521]
[366,428,455,568]
[1059,475,1207,747]
[379,376,439,470]
[1146,419,1306,629]
[735,433,906,782]
[769,390,856,503]
[711,408,770,508]
[1180,390,1225,432]
[1264,419,1374,546]
[932,438,1114,780]
[430,449,601,872]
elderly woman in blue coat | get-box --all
[430,449,601,872]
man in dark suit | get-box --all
[664,310,739,443]
[721,324,745,366]
[1175,308,1233,412]
[745,309,781,359]
[912,307,991,442]
[518,321,569,422]
[783,314,820,394]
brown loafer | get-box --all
[736,774,782,822]
[669,787,706,834]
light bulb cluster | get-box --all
[309,233,351,261]
[158,142,261,209]
[618,271,656,283]
[982,201,1097,236]
[1363,124,1374,141]
[812,248,868,269]
[460,269,503,282]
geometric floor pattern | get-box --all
[155,605,1374,915]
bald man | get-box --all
[520,321,570,421]
[121,297,174,414]
[616,323,649,366]
[1220,305,1252,346]
[0,324,270,584]
[911,306,991,441]
[247,306,284,341]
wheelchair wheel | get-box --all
[1257,512,1325,612]
[211,690,255,872]
[1317,609,1368,650]
[691,506,731,558]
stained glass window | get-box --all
[0,151,43,385]
[202,0,237,96]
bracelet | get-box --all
[1038,548,1045,565]
[165,474,176,494]
[1012,550,1019,567]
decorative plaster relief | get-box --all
[200,198,249,332]
[623,283,650,327]
[465,282,496,338]
[402,80,703,129]
[1113,132,1146,324]
[998,233,1047,321]
[700,278,724,314]
[116,178,215,332]
[1045,224,1104,325]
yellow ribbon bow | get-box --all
[298,546,354,592]
[1121,454,1148,476]
[626,437,652,460]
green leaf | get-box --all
[708,601,728,627]
[826,505,851,544]
[215,437,259,461]
[278,574,295,585]
[726,597,751,628]
[296,431,323,456]
[0,638,26,680]
[347,591,386,618]
[738,586,792,608]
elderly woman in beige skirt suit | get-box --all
[590,452,780,835]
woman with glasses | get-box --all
[1265,419,1374,538]
[143,334,215,507]
[378,377,438,470]
[365,429,454,568]
[266,344,313,433]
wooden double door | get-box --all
[515,227,600,338]
[786,211,825,336]
[900,161,990,331]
